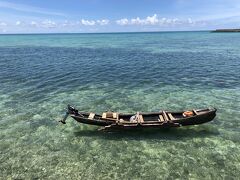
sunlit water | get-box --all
[0,32,240,179]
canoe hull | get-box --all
[71,115,113,126]
[173,110,216,126]
[67,108,217,130]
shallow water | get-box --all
[0,32,240,179]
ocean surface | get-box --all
[0,32,239,179]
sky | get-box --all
[0,0,240,33]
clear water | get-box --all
[0,32,240,179]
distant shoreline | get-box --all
[212,29,240,32]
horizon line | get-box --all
[0,29,213,35]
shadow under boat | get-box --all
[73,125,219,140]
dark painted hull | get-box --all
[71,115,113,126]
[67,108,217,130]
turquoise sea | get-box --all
[0,32,240,179]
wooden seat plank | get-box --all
[102,113,107,119]
[159,115,164,122]
[162,111,169,121]
[138,115,144,123]
[193,109,198,115]
[113,113,119,119]
[168,113,175,120]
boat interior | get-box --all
[79,109,211,123]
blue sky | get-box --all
[0,0,240,33]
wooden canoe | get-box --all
[60,105,217,130]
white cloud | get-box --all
[130,14,159,25]
[81,19,95,26]
[60,21,79,27]
[187,18,194,24]
[15,21,29,27]
[80,19,109,26]
[130,17,143,25]
[62,21,70,27]
[145,14,159,25]
[97,19,109,25]
[116,14,200,27]
[41,20,57,28]
[116,18,129,25]
[0,15,207,32]
[117,14,159,25]
[16,21,21,26]
[30,21,38,27]
[0,22,7,26]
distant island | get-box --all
[212,29,240,32]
